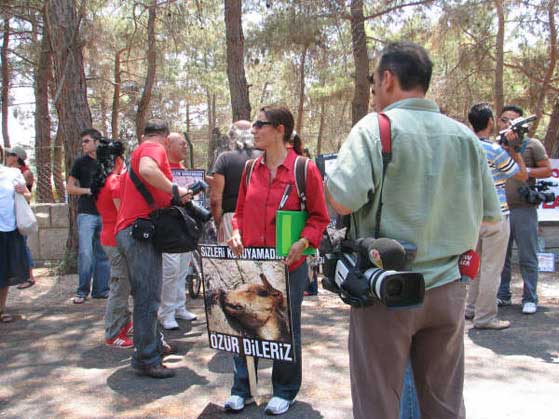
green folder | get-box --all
[275,210,316,257]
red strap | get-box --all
[378,112,391,154]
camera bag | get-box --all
[128,167,203,253]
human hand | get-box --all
[227,230,244,256]
[14,184,26,194]
[177,186,192,205]
[285,238,307,266]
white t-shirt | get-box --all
[0,165,25,232]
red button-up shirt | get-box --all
[232,149,329,271]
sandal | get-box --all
[0,312,14,323]
[17,279,36,290]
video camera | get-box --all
[519,180,557,205]
[173,180,212,223]
[321,237,425,308]
[96,137,125,163]
[498,115,537,150]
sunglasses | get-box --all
[7,152,17,157]
[252,120,273,129]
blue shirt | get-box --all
[479,138,519,215]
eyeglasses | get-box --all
[7,152,17,157]
[252,120,273,129]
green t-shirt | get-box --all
[505,138,549,209]
[326,98,501,289]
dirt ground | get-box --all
[1,269,558,419]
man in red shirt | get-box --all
[115,120,191,378]
[159,132,198,330]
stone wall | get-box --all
[28,203,69,266]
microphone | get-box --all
[357,237,407,271]
[458,250,480,283]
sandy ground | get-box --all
[1,268,558,419]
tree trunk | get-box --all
[544,95,559,158]
[111,48,124,139]
[316,99,326,156]
[135,0,157,140]
[34,15,55,203]
[224,0,251,122]
[206,91,217,169]
[1,17,10,148]
[46,0,93,272]
[494,0,505,116]
[531,0,557,136]
[350,0,369,126]
[53,120,65,202]
[296,45,308,136]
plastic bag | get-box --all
[14,192,38,236]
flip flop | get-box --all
[0,312,14,323]
[17,279,35,290]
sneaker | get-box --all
[474,319,511,330]
[73,296,86,304]
[123,321,133,336]
[106,334,134,348]
[497,297,512,307]
[265,397,294,415]
[224,395,254,412]
[522,302,537,314]
[161,318,180,330]
[175,308,197,321]
[134,363,175,379]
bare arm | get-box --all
[508,149,528,182]
[138,156,191,204]
[14,183,31,202]
[531,158,553,179]
[23,170,34,188]
[326,187,352,216]
[66,175,91,196]
[210,173,225,225]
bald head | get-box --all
[167,132,188,164]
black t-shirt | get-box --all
[212,148,262,213]
[70,155,100,215]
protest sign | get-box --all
[171,168,206,207]
[200,244,295,363]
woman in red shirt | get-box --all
[91,143,133,348]
[225,105,329,415]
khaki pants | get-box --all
[349,280,467,419]
[467,217,510,326]
[218,212,235,244]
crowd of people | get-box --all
[0,41,554,418]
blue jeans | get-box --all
[400,361,421,419]
[499,206,539,304]
[117,226,163,369]
[231,261,307,401]
[23,236,34,268]
[77,214,110,298]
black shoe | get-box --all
[134,363,175,379]
[92,294,109,299]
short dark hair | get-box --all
[143,119,170,137]
[501,105,524,117]
[377,41,433,93]
[468,103,494,133]
[80,128,102,141]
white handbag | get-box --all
[14,192,38,235]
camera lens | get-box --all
[384,278,403,297]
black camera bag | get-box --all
[128,167,202,253]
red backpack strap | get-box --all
[244,159,257,188]
[294,156,309,211]
[378,112,392,169]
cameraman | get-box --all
[498,105,552,314]
[115,120,192,378]
[465,103,527,330]
[326,42,501,419]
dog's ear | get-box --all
[260,273,274,290]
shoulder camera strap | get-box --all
[375,112,392,238]
[128,166,156,210]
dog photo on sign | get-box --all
[203,256,291,343]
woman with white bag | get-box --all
[0,145,32,323]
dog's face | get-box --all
[220,274,285,330]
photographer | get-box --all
[465,103,528,330]
[115,120,192,378]
[326,42,501,419]
[498,105,552,314]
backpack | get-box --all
[244,155,310,210]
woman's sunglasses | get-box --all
[252,120,273,129]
